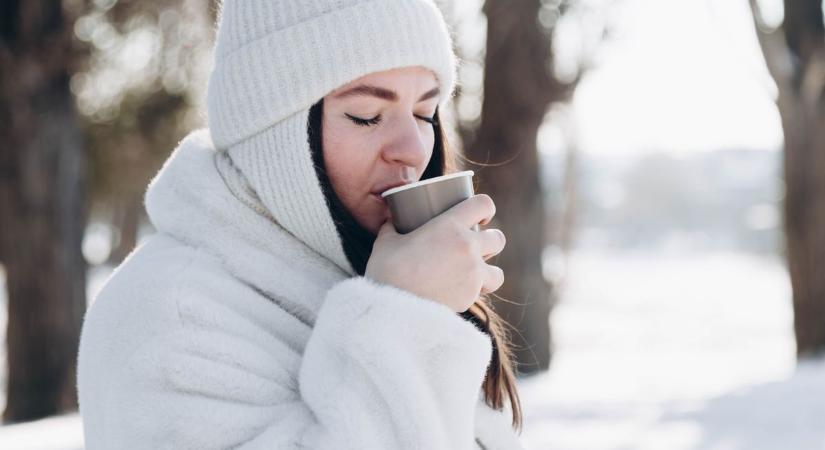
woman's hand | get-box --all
[365,194,506,312]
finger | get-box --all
[376,220,397,237]
[479,214,495,227]
[478,228,506,260]
[480,264,504,295]
[441,194,496,229]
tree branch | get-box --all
[747,0,794,99]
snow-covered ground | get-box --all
[1,249,823,450]
[519,249,824,450]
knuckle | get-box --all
[491,265,504,284]
[471,261,485,279]
[493,229,506,246]
[433,219,458,240]
[451,229,473,254]
[476,194,495,211]
[459,237,475,257]
[441,222,464,245]
[446,233,470,260]
[481,265,504,294]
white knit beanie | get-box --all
[206,0,458,276]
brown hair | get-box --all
[308,99,522,431]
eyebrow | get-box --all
[333,85,440,103]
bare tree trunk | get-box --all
[750,0,825,358]
[466,0,578,374]
[107,190,143,264]
[0,0,87,422]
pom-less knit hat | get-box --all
[206,0,458,276]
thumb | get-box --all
[376,219,397,237]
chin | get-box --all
[356,210,387,235]
[348,196,390,235]
[365,216,384,235]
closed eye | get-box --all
[345,113,382,126]
[415,114,439,126]
[345,113,439,127]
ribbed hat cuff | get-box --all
[226,109,356,276]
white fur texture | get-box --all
[77,130,525,449]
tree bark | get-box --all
[107,190,143,264]
[466,0,577,374]
[0,0,87,422]
[750,0,825,358]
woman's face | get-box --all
[322,66,440,234]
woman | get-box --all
[77,1,524,449]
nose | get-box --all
[380,117,431,169]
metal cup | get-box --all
[380,170,479,234]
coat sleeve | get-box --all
[297,277,493,450]
[87,276,494,450]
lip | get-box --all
[370,193,389,207]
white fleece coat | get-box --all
[77,129,525,450]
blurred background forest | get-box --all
[1,0,824,449]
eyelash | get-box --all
[345,113,439,127]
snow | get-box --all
[517,249,825,450]
[1,250,824,449]
[0,414,83,450]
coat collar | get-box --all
[145,128,351,325]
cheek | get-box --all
[321,123,372,203]
[322,126,387,233]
